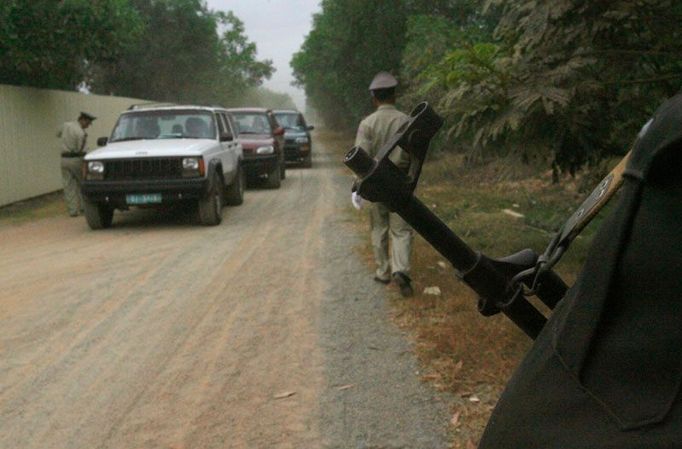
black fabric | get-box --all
[479,94,682,448]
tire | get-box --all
[302,152,312,168]
[84,200,114,230]
[225,165,245,206]
[198,172,223,225]
[265,160,281,189]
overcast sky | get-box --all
[205,0,321,110]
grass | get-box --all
[326,131,611,448]
[0,191,65,226]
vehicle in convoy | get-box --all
[81,104,245,229]
[273,110,314,168]
[226,108,285,188]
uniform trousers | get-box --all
[60,156,84,216]
[369,202,413,280]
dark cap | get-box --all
[369,72,398,91]
[79,111,97,121]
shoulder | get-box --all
[360,111,379,126]
[64,121,81,132]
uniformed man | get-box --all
[354,72,414,296]
[57,112,96,216]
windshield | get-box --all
[231,112,272,135]
[274,112,303,129]
[110,110,216,142]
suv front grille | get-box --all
[104,158,183,181]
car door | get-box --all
[222,112,242,166]
[216,112,238,180]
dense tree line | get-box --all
[292,0,682,171]
[0,0,292,108]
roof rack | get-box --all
[127,102,228,111]
[127,102,177,110]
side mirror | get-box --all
[273,126,285,136]
[307,125,315,131]
[97,137,108,146]
[220,132,233,142]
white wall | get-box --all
[0,84,144,207]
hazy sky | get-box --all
[205,0,321,110]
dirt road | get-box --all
[0,140,450,449]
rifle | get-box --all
[344,102,627,339]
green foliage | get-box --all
[291,0,410,129]
[431,0,682,172]
[295,0,681,171]
[0,0,142,90]
[90,0,274,105]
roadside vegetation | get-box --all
[323,128,605,447]
[293,0,681,174]
[0,0,295,108]
[392,151,604,447]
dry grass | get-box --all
[327,131,602,448]
[391,153,600,447]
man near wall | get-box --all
[353,72,415,297]
[57,112,95,216]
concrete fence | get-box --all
[0,84,144,207]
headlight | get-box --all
[295,136,309,144]
[182,157,200,170]
[182,157,204,177]
[88,161,104,174]
[85,161,105,180]
[256,145,274,155]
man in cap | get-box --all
[57,112,96,216]
[353,72,415,296]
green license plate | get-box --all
[126,193,162,205]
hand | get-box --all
[351,191,364,210]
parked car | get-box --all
[226,108,285,188]
[273,110,314,168]
[81,104,245,229]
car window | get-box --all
[111,110,216,141]
[216,113,227,135]
[231,112,272,135]
[274,112,304,129]
[218,113,234,136]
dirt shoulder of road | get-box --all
[325,130,595,448]
[0,191,65,226]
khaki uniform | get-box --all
[354,104,413,281]
[57,121,87,216]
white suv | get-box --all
[82,104,244,229]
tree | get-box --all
[433,0,682,171]
[0,0,142,90]
[90,0,274,105]
[291,0,410,128]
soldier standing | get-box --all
[57,112,96,216]
[353,72,414,296]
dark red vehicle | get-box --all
[226,108,285,189]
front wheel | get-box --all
[225,165,245,206]
[84,200,114,230]
[265,160,281,189]
[198,173,223,225]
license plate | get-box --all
[126,193,162,205]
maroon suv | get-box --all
[226,108,285,189]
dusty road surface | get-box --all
[0,138,451,449]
